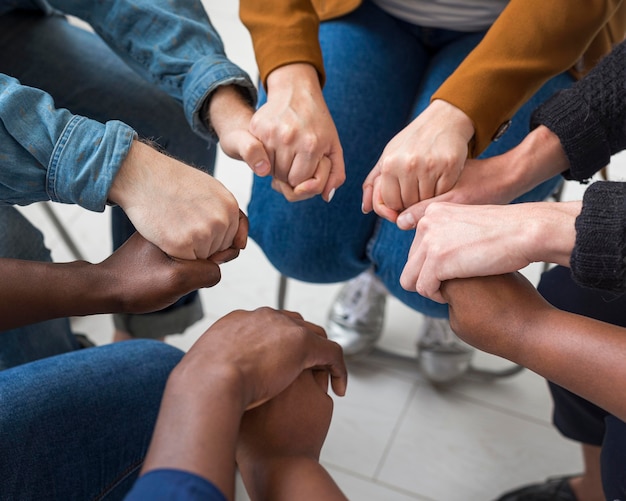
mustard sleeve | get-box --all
[431,0,624,157]
[239,0,325,88]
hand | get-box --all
[250,63,345,202]
[237,370,333,465]
[207,85,272,176]
[108,140,243,260]
[399,201,580,302]
[395,125,571,230]
[362,99,474,221]
[181,308,347,408]
[237,370,348,500]
[141,309,347,500]
[98,232,227,314]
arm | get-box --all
[433,0,624,157]
[363,0,624,218]
[395,37,626,230]
[138,308,348,500]
[240,0,345,202]
[442,273,626,422]
[44,0,256,144]
[0,231,240,330]
[0,75,247,260]
[399,200,580,302]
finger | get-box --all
[288,149,321,187]
[361,164,381,214]
[372,175,400,222]
[396,192,455,230]
[309,337,347,397]
[321,151,345,202]
[209,247,240,264]
[239,132,272,176]
[233,210,249,250]
[312,368,330,393]
[175,258,223,289]
[272,178,315,202]
[293,155,330,198]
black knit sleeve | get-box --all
[530,39,626,182]
[570,181,626,291]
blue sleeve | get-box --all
[124,469,228,501]
[29,0,257,142]
[0,74,135,210]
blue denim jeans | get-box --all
[248,0,574,318]
[0,9,215,341]
[537,266,626,498]
[0,339,184,500]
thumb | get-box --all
[240,132,271,176]
[397,199,437,230]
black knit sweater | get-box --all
[530,39,626,291]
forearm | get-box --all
[46,0,255,142]
[0,259,112,330]
[443,274,626,421]
[240,457,347,501]
[499,125,571,200]
[141,361,246,501]
[433,0,621,155]
[530,39,626,181]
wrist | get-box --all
[266,63,321,95]
[108,140,152,209]
[429,99,475,143]
[205,84,255,140]
[516,126,570,191]
[524,201,580,266]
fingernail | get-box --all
[253,160,269,175]
[397,213,416,229]
[361,203,370,214]
[327,188,336,203]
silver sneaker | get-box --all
[326,269,387,357]
[417,316,474,383]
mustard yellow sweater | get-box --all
[240,0,625,156]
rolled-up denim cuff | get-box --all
[113,296,203,339]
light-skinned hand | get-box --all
[250,63,345,202]
[400,201,580,302]
[362,99,474,221]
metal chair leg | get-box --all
[277,274,288,310]
[40,202,86,261]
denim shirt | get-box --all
[0,0,256,211]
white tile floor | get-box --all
[16,2,626,500]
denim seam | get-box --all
[47,115,83,203]
[93,457,144,501]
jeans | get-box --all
[0,9,215,341]
[248,0,573,318]
[538,266,626,499]
[0,339,184,500]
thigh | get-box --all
[248,1,430,282]
[0,340,184,500]
[0,9,214,171]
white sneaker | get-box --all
[417,316,474,383]
[326,269,387,357]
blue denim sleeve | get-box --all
[32,0,257,142]
[0,74,136,211]
[124,470,227,501]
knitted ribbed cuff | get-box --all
[570,181,626,291]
